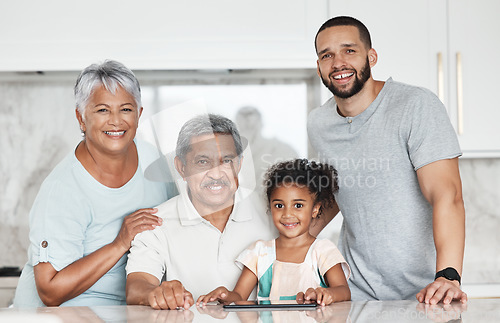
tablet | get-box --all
[223,300,318,311]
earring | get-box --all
[80,125,85,137]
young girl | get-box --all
[197,159,351,306]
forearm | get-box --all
[35,241,127,306]
[416,158,466,275]
[126,273,159,305]
[328,285,351,302]
[416,194,467,304]
[224,291,245,303]
[433,196,466,274]
[310,201,340,237]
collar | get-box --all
[176,183,254,226]
[332,77,392,133]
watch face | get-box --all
[444,268,458,280]
[435,267,461,284]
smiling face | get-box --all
[76,85,142,156]
[316,25,377,99]
[270,183,321,241]
[175,133,242,215]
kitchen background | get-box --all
[1,0,499,304]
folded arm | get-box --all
[34,208,161,306]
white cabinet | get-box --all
[327,0,500,156]
[446,0,500,156]
[0,0,327,71]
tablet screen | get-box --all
[223,300,318,311]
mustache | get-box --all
[202,179,230,187]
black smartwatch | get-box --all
[435,267,461,284]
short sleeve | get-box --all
[314,239,351,280]
[126,229,167,282]
[235,241,260,276]
[402,89,462,170]
[29,179,90,271]
[235,240,275,280]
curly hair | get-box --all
[263,159,338,213]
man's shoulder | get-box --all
[307,97,342,138]
[239,189,266,209]
[238,190,271,220]
[131,196,182,245]
[309,96,336,119]
[384,78,438,102]
[233,189,277,237]
[155,195,181,220]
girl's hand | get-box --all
[197,286,231,306]
[298,287,335,306]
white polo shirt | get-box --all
[126,187,276,299]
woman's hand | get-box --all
[33,208,162,306]
[113,208,162,252]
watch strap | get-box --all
[435,267,461,284]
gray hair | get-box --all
[74,60,142,115]
[176,114,243,163]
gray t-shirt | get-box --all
[307,78,461,300]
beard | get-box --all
[321,57,371,99]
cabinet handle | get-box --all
[437,52,444,102]
[456,52,464,135]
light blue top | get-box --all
[13,140,173,307]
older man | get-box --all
[125,114,276,310]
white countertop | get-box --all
[1,299,499,322]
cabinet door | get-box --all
[327,0,446,93]
[0,0,327,71]
[447,0,500,155]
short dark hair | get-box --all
[315,16,372,53]
[176,114,243,163]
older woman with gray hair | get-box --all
[14,60,172,307]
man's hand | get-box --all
[148,280,194,310]
[416,278,467,305]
